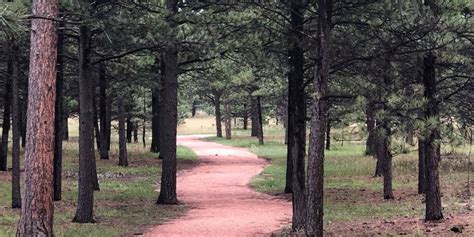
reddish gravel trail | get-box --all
[144,135,291,237]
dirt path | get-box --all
[144,135,292,237]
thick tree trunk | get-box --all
[285,1,307,203]
[418,139,427,194]
[157,4,179,204]
[256,96,264,145]
[17,1,58,235]
[0,60,12,172]
[224,102,232,140]
[98,63,109,159]
[423,54,443,221]
[10,44,21,208]
[306,0,330,235]
[374,147,384,177]
[118,98,128,167]
[53,28,64,201]
[376,53,395,199]
[151,87,161,153]
[250,97,258,137]
[325,119,331,150]
[376,123,394,199]
[214,93,223,138]
[365,103,376,156]
[73,25,96,223]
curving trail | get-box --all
[144,135,291,237]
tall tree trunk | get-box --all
[376,54,394,199]
[418,139,427,194]
[151,87,161,153]
[106,95,111,151]
[306,0,331,235]
[10,44,21,208]
[118,98,128,167]
[20,96,27,147]
[133,121,138,143]
[256,96,264,145]
[250,97,258,137]
[126,116,133,143]
[365,103,376,156]
[423,54,443,221]
[73,25,96,223]
[62,108,68,141]
[224,101,231,140]
[325,119,331,150]
[286,0,307,228]
[374,146,383,177]
[53,26,64,201]
[17,1,58,234]
[243,103,248,130]
[0,60,12,171]
[98,63,109,159]
[376,123,394,199]
[157,1,179,204]
[214,92,222,138]
[191,101,197,117]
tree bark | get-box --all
[126,116,133,143]
[250,97,258,137]
[418,139,427,194]
[224,101,232,140]
[118,98,128,167]
[306,0,331,235]
[10,44,21,208]
[376,123,394,199]
[243,103,248,130]
[17,1,58,234]
[133,121,138,143]
[256,96,264,145]
[98,63,109,159]
[325,119,331,150]
[62,107,68,141]
[0,59,12,172]
[53,26,64,201]
[285,0,307,200]
[151,87,161,152]
[157,1,179,204]
[20,97,27,147]
[73,25,96,223]
[106,94,111,150]
[365,103,376,156]
[191,101,197,117]
[214,92,223,138]
[423,54,443,221]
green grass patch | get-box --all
[209,134,472,227]
[0,143,196,237]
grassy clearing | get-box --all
[206,126,473,228]
[0,142,196,237]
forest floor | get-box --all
[0,142,197,236]
[204,125,474,236]
[143,135,291,236]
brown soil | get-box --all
[327,212,473,236]
[143,135,292,236]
